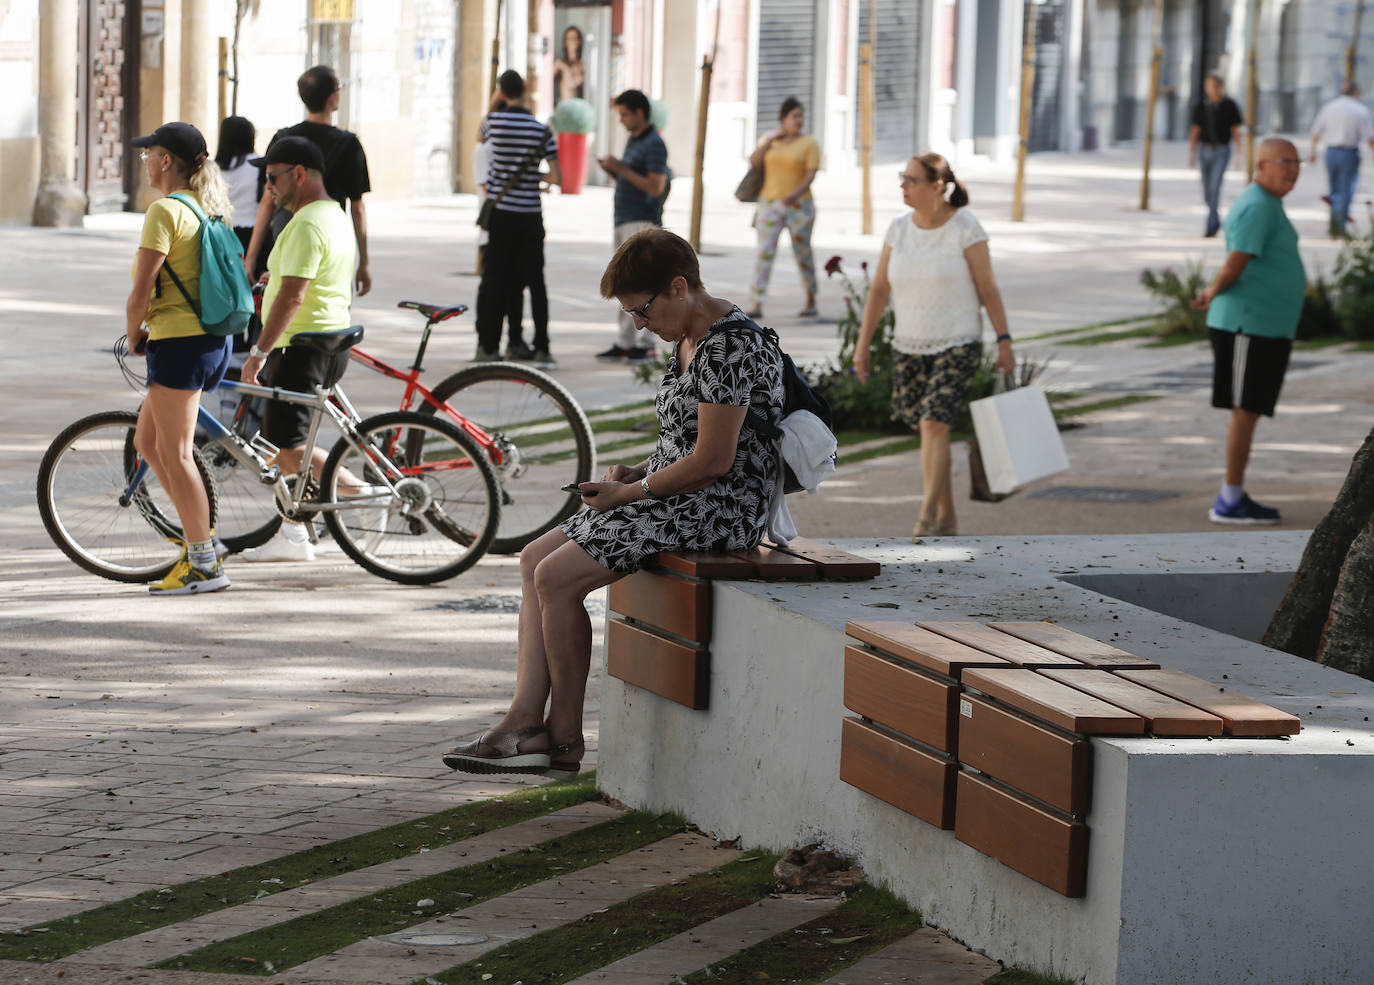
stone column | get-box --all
[180,0,216,134]
[33,0,86,226]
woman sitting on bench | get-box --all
[443,228,785,780]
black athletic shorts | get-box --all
[1209,328,1292,417]
[260,344,350,448]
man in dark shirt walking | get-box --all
[476,70,561,365]
[595,90,668,364]
[1188,74,1243,238]
[244,65,373,295]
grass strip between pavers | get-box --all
[0,776,600,963]
[984,969,1077,985]
[156,809,686,976]
[676,882,922,985]
[1053,393,1161,418]
[417,851,780,985]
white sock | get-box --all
[187,539,217,569]
[1220,483,1244,506]
[280,522,309,545]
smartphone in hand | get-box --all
[562,482,595,496]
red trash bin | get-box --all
[557,132,589,195]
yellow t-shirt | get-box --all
[135,194,205,341]
[759,134,821,202]
[263,200,356,344]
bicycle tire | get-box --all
[196,387,281,552]
[37,410,219,583]
[320,410,501,584]
[419,362,595,554]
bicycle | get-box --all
[206,299,596,556]
[38,328,502,585]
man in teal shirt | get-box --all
[1192,137,1305,524]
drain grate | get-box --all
[1027,485,1182,504]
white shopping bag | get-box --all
[968,385,1069,495]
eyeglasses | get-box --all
[621,289,662,322]
[265,167,295,185]
[1259,158,1302,169]
[898,172,928,186]
[139,150,157,162]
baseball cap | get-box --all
[130,122,208,164]
[250,136,326,172]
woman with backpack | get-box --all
[125,121,235,595]
[852,153,1016,539]
[443,228,784,781]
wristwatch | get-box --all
[249,344,271,359]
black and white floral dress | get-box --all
[561,307,785,574]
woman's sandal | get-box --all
[442,725,551,775]
[797,306,819,318]
[912,520,958,541]
[542,735,585,783]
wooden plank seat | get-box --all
[988,621,1161,669]
[608,542,881,710]
[844,645,961,754]
[955,771,1089,898]
[918,621,1092,669]
[1037,667,1225,737]
[845,621,1013,680]
[957,694,1093,815]
[1115,668,1303,737]
[961,668,1148,736]
[841,717,958,830]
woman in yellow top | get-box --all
[125,122,235,596]
[747,97,821,320]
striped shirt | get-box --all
[481,107,558,214]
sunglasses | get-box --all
[621,288,662,322]
[265,167,295,185]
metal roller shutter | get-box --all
[756,0,818,141]
[856,0,923,160]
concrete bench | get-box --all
[840,619,1301,898]
[607,539,881,709]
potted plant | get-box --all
[550,97,595,195]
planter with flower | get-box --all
[551,97,596,194]
[810,255,905,432]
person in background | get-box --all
[125,122,234,595]
[443,228,783,781]
[1307,82,1374,239]
[747,97,820,321]
[244,65,372,295]
[853,153,1015,540]
[215,116,261,259]
[596,89,669,365]
[475,93,529,356]
[1187,74,1243,238]
[1192,137,1306,525]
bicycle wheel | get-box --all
[421,363,595,554]
[37,410,218,583]
[320,411,500,584]
[197,387,280,553]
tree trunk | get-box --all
[1316,508,1374,678]
[1263,425,1374,657]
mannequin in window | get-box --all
[553,25,585,104]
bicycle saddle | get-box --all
[397,301,468,323]
[290,325,364,354]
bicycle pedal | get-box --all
[248,431,280,461]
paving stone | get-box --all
[815,926,1001,985]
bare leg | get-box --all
[135,385,212,544]
[1225,408,1262,487]
[919,419,956,532]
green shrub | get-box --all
[551,97,596,133]
[1333,228,1374,340]
[1297,273,1342,340]
[1139,261,1209,338]
[810,255,904,432]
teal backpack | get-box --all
[161,192,254,337]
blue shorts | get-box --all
[145,334,233,392]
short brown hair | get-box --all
[600,228,703,298]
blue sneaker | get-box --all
[1208,493,1280,525]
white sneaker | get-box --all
[241,529,317,563]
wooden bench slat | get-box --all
[727,545,821,579]
[606,619,709,710]
[768,538,882,578]
[845,621,1013,680]
[987,622,1161,670]
[961,668,1147,735]
[958,695,1093,815]
[1114,668,1302,737]
[1038,668,1225,737]
[955,771,1089,898]
[844,646,960,754]
[608,570,711,644]
[653,551,758,578]
[918,621,1089,668]
[841,717,958,830]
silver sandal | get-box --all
[442,725,550,774]
[543,736,585,783]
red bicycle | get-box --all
[207,300,595,555]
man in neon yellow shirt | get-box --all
[240,136,357,560]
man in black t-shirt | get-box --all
[1188,74,1244,238]
[244,65,373,295]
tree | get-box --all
[1263,425,1374,678]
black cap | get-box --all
[131,122,207,164]
[250,136,325,172]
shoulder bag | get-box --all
[477,126,551,230]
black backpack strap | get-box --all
[693,317,784,439]
[157,195,202,319]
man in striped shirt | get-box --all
[475,71,562,365]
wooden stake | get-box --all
[527,0,540,112]
[689,6,721,252]
[1245,0,1260,182]
[859,42,873,234]
[1346,1,1364,89]
[1011,1,1036,222]
[218,38,229,125]
[491,0,504,97]
[1138,0,1165,210]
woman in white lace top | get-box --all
[853,153,1015,538]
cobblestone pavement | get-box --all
[1,140,1370,982]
